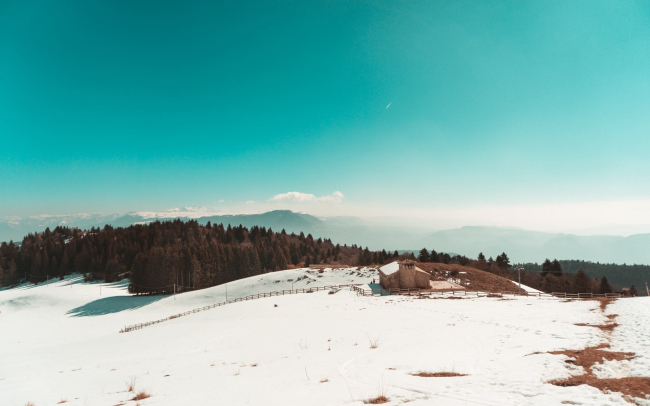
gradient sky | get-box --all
[1,1,650,232]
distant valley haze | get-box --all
[3,208,650,265]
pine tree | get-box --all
[573,269,591,293]
[418,248,430,263]
[599,276,612,294]
[495,252,510,269]
[551,259,563,276]
[541,259,552,277]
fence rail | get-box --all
[350,285,622,299]
[120,284,622,333]
[120,284,360,333]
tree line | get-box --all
[416,248,639,295]
[0,221,393,294]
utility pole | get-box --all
[515,265,523,295]
[100,283,101,296]
[174,283,176,300]
[645,282,649,296]
[225,283,228,302]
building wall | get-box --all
[414,270,430,288]
[380,263,430,290]
[398,264,416,288]
[380,272,400,290]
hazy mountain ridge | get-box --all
[424,226,650,265]
[2,210,649,265]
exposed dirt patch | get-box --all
[581,298,617,312]
[415,263,519,293]
[550,376,650,402]
[574,323,620,332]
[549,347,635,370]
[410,372,467,378]
[547,299,650,402]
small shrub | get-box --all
[25,402,36,406]
[320,378,329,383]
[57,400,68,404]
[364,395,389,404]
[131,391,151,401]
[125,377,137,392]
[367,334,380,349]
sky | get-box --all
[1,0,650,234]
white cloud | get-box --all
[269,191,345,204]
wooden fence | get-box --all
[120,284,360,333]
[351,285,622,299]
[120,285,622,333]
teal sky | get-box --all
[1,1,650,230]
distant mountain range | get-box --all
[2,210,649,265]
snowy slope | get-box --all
[510,279,543,294]
[599,297,650,381]
[0,271,647,406]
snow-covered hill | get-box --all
[1,270,648,405]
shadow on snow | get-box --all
[66,295,167,317]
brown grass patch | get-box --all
[320,378,329,383]
[131,391,151,401]
[575,322,619,332]
[415,262,518,293]
[549,347,634,370]
[364,395,389,404]
[550,376,650,401]
[57,400,68,404]
[548,307,650,402]
[582,298,617,312]
[411,372,467,377]
[25,402,36,406]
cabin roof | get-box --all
[379,260,429,276]
[379,261,400,275]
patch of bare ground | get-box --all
[548,299,650,402]
[581,297,617,312]
[575,322,620,333]
[549,347,634,370]
[411,372,467,377]
[550,376,650,402]
[415,262,519,293]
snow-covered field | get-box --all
[1,270,648,406]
